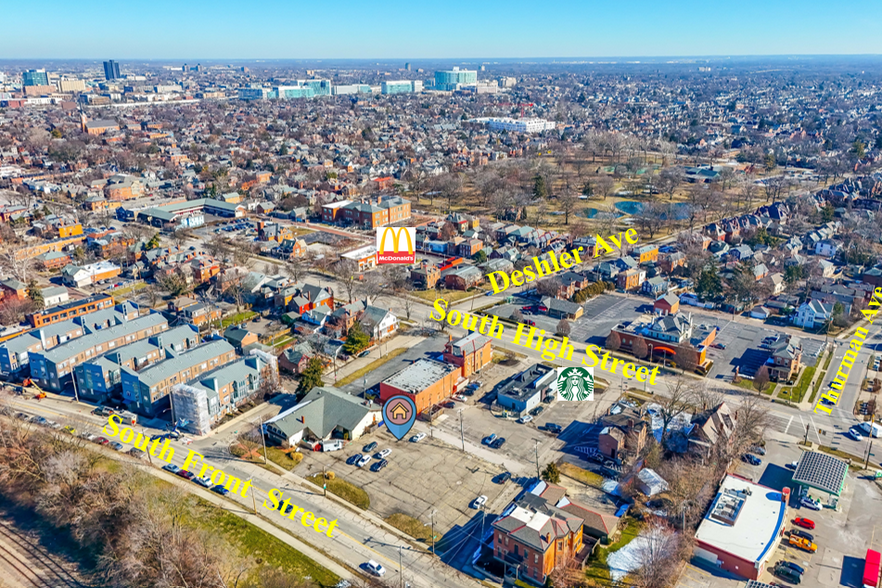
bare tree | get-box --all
[658,375,695,444]
[632,518,693,588]
[753,365,770,395]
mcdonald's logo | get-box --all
[376,227,416,264]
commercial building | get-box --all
[74,325,199,403]
[496,363,556,414]
[103,60,121,81]
[171,352,274,435]
[27,293,114,327]
[121,339,237,417]
[322,195,411,229]
[434,67,477,91]
[22,69,49,87]
[135,198,245,229]
[58,78,86,93]
[471,117,557,133]
[379,358,462,414]
[332,84,372,96]
[29,312,168,392]
[263,386,381,446]
[381,80,422,94]
[791,451,848,498]
[610,312,716,367]
[693,475,786,581]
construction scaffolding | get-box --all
[171,383,211,436]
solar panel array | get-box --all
[792,451,848,495]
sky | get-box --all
[3,0,882,60]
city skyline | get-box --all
[2,0,881,59]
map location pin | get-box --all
[383,395,417,440]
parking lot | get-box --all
[295,426,515,538]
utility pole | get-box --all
[398,545,403,588]
[534,440,540,479]
[71,370,80,403]
[256,418,268,464]
[865,414,876,470]
[804,424,809,446]
[142,429,153,465]
[459,409,465,452]
[430,510,437,556]
[322,464,327,496]
[247,477,257,514]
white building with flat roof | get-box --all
[693,475,786,581]
[470,117,556,133]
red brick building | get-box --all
[443,332,492,378]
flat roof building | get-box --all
[693,475,786,581]
[379,358,461,414]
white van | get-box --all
[321,440,344,452]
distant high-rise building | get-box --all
[405,62,411,71]
[434,67,477,91]
[382,80,418,95]
[22,69,49,87]
[103,60,121,81]
[0,72,6,85]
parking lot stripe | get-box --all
[784,415,793,435]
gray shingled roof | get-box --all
[265,386,380,439]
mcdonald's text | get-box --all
[376,226,416,264]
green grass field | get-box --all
[306,474,370,510]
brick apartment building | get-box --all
[27,293,114,327]
[443,332,492,378]
[322,195,411,229]
[379,358,462,414]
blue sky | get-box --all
[3,0,881,59]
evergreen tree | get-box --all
[146,233,161,250]
[533,174,548,200]
[697,264,724,299]
[343,322,370,355]
[27,280,44,310]
[298,357,324,394]
[541,463,561,484]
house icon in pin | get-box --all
[389,401,409,420]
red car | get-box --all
[793,517,815,530]
[176,470,195,481]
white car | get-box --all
[801,496,821,511]
[377,448,392,459]
[472,495,488,509]
[452,394,467,402]
[410,432,427,443]
[356,455,371,467]
[849,428,863,441]
[365,560,386,577]
[518,415,533,424]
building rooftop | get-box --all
[792,451,849,496]
[382,358,459,393]
[694,475,786,565]
[41,313,167,364]
[132,339,234,387]
[265,386,380,439]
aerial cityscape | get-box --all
[1,4,882,588]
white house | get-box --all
[360,305,399,340]
[815,240,840,258]
[794,300,834,329]
[40,286,69,308]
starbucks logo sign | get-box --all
[555,367,594,401]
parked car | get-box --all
[211,485,231,496]
[356,455,371,468]
[750,445,766,456]
[452,394,467,402]
[110,442,124,451]
[773,564,803,584]
[491,437,506,449]
[370,459,388,472]
[442,401,456,409]
[94,437,110,445]
[194,476,213,488]
[790,529,814,542]
[545,423,562,434]
[162,464,181,474]
[62,426,77,435]
[800,496,821,511]
[376,448,392,459]
[410,433,427,443]
[347,454,363,466]
[711,343,726,349]
[365,561,386,577]
[780,560,806,575]
[483,433,498,445]
[788,535,817,552]
[363,441,378,452]
[742,454,762,466]
[786,460,799,470]
[849,428,863,441]
[128,448,145,459]
[177,470,195,481]
[471,495,488,509]
[792,517,815,530]
[529,406,545,417]
[518,415,533,424]
[495,472,512,484]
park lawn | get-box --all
[336,347,407,386]
[306,474,370,510]
[191,498,340,586]
[111,281,146,299]
[265,447,304,471]
[385,513,443,546]
[585,516,643,586]
[221,310,257,328]
[559,462,605,489]
[778,366,815,403]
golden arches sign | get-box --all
[378,227,414,255]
